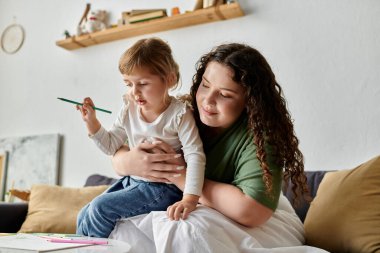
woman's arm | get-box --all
[169,174,273,227]
[112,142,273,227]
[200,179,273,227]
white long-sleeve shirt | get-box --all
[90,96,205,196]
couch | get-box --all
[0,171,326,232]
[1,155,379,253]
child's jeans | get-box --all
[76,176,183,238]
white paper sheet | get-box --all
[0,234,89,252]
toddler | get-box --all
[76,37,205,238]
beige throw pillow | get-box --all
[304,155,380,253]
[19,184,108,234]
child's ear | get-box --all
[167,72,177,88]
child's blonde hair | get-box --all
[119,37,180,90]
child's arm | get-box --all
[77,97,128,155]
[76,97,101,135]
[167,106,206,220]
[177,108,206,195]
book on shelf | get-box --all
[203,0,225,8]
[122,9,167,24]
[129,8,167,16]
[203,0,214,8]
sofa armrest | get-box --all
[0,202,28,232]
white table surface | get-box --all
[46,239,131,253]
[0,234,131,253]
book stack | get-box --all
[122,9,167,24]
[203,0,225,8]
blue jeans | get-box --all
[76,176,182,238]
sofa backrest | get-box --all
[282,171,329,222]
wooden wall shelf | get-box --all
[56,2,244,50]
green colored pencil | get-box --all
[57,97,112,114]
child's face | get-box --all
[123,67,169,113]
[196,61,246,131]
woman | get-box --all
[109,43,310,251]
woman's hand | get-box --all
[111,141,186,183]
[150,140,187,190]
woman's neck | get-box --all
[200,113,246,140]
[202,126,224,139]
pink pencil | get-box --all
[48,238,108,245]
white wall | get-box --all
[1,0,379,187]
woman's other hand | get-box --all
[150,140,187,190]
[111,141,186,183]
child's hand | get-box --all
[167,194,199,221]
[76,97,96,122]
[76,97,101,135]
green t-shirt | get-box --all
[203,116,282,211]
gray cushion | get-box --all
[84,173,117,187]
[283,171,329,222]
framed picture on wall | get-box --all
[0,151,9,201]
[0,134,62,201]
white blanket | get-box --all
[109,194,328,253]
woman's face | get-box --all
[196,61,246,131]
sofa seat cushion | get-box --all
[304,155,380,253]
[19,184,108,233]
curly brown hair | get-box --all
[190,43,310,204]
